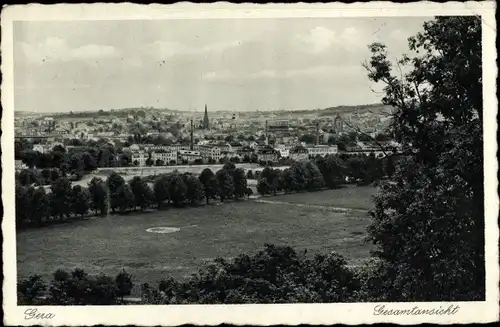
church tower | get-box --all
[203,104,210,130]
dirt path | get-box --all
[251,198,369,213]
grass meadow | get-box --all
[16,186,379,296]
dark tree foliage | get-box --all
[115,270,133,302]
[184,174,205,205]
[50,177,73,219]
[232,168,248,199]
[140,244,360,304]
[71,185,91,218]
[364,16,484,301]
[129,176,154,211]
[106,172,126,213]
[153,175,170,209]
[168,174,187,206]
[216,169,234,202]
[88,177,109,216]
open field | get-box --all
[17,186,377,296]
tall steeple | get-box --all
[203,104,209,129]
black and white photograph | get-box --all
[1,2,498,326]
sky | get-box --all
[13,17,431,113]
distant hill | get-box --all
[286,104,395,116]
[48,107,178,119]
[18,103,394,118]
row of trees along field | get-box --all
[15,153,392,229]
[15,162,251,229]
[254,153,395,196]
[17,16,483,302]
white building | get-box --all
[274,144,290,158]
[152,151,177,165]
[131,151,148,166]
[304,145,338,157]
[178,150,202,164]
[199,145,222,162]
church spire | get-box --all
[203,104,209,130]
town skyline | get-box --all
[14,17,429,113]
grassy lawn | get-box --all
[17,186,378,296]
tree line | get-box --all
[255,153,395,196]
[15,162,252,229]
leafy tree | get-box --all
[18,168,42,186]
[168,174,187,206]
[138,244,360,304]
[215,169,234,202]
[199,168,218,204]
[88,177,108,216]
[129,176,154,211]
[71,185,91,218]
[18,274,47,305]
[222,161,236,172]
[117,184,135,213]
[364,16,484,301]
[385,155,396,178]
[28,186,50,225]
[315,155,346,189]
[15,184,28,227]
[52,144,66,153]
[304,161,324,191]
[282,168,298,193]
[37,152,54,169]
[70,153,85,174]
[50,177,73,219]
[232,168,248,199]
[118,153,131,167]
[184,175,204,205]
[246,170,254,180]
[245,187,254,199]
[153,175,170,209]
[106,172,126,213]
[98,147,112,167]
[20,150,39,169]
[115,270,133,302]
[257,177,271,195]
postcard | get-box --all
[2,2,498,325]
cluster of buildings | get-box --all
[125,141,340,166]
[15,104,398,169]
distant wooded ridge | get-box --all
[17,103,394,118]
